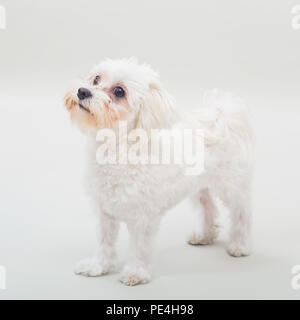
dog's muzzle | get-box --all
[77,87,92,100]
[79,104,90,113]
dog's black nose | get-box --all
[77,87,92,100]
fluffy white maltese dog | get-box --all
[64,58,253,286]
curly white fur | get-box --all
[65,58,253,286]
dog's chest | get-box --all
[86,159,198,218]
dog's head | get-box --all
[64,58,175,133]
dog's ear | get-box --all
[134,81,176,130]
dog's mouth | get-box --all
[79,104,90,113]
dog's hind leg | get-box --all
[188,189,219,245]
[226,191,252,257]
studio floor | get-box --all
[0,86,299,300]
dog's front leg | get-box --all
[120,217,160,286]
[74,211,120,277]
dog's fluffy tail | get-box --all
[190,89,253,155]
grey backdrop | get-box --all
[0,0,300,299]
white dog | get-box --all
[64,58,253,286]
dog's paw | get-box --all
[120,264,151,286]
[227,242,251,257]
[188,227,218,245]
[74,256,112,277]
[188,232,215,245]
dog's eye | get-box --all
[93,75,100,85]
[114,86,125,98]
